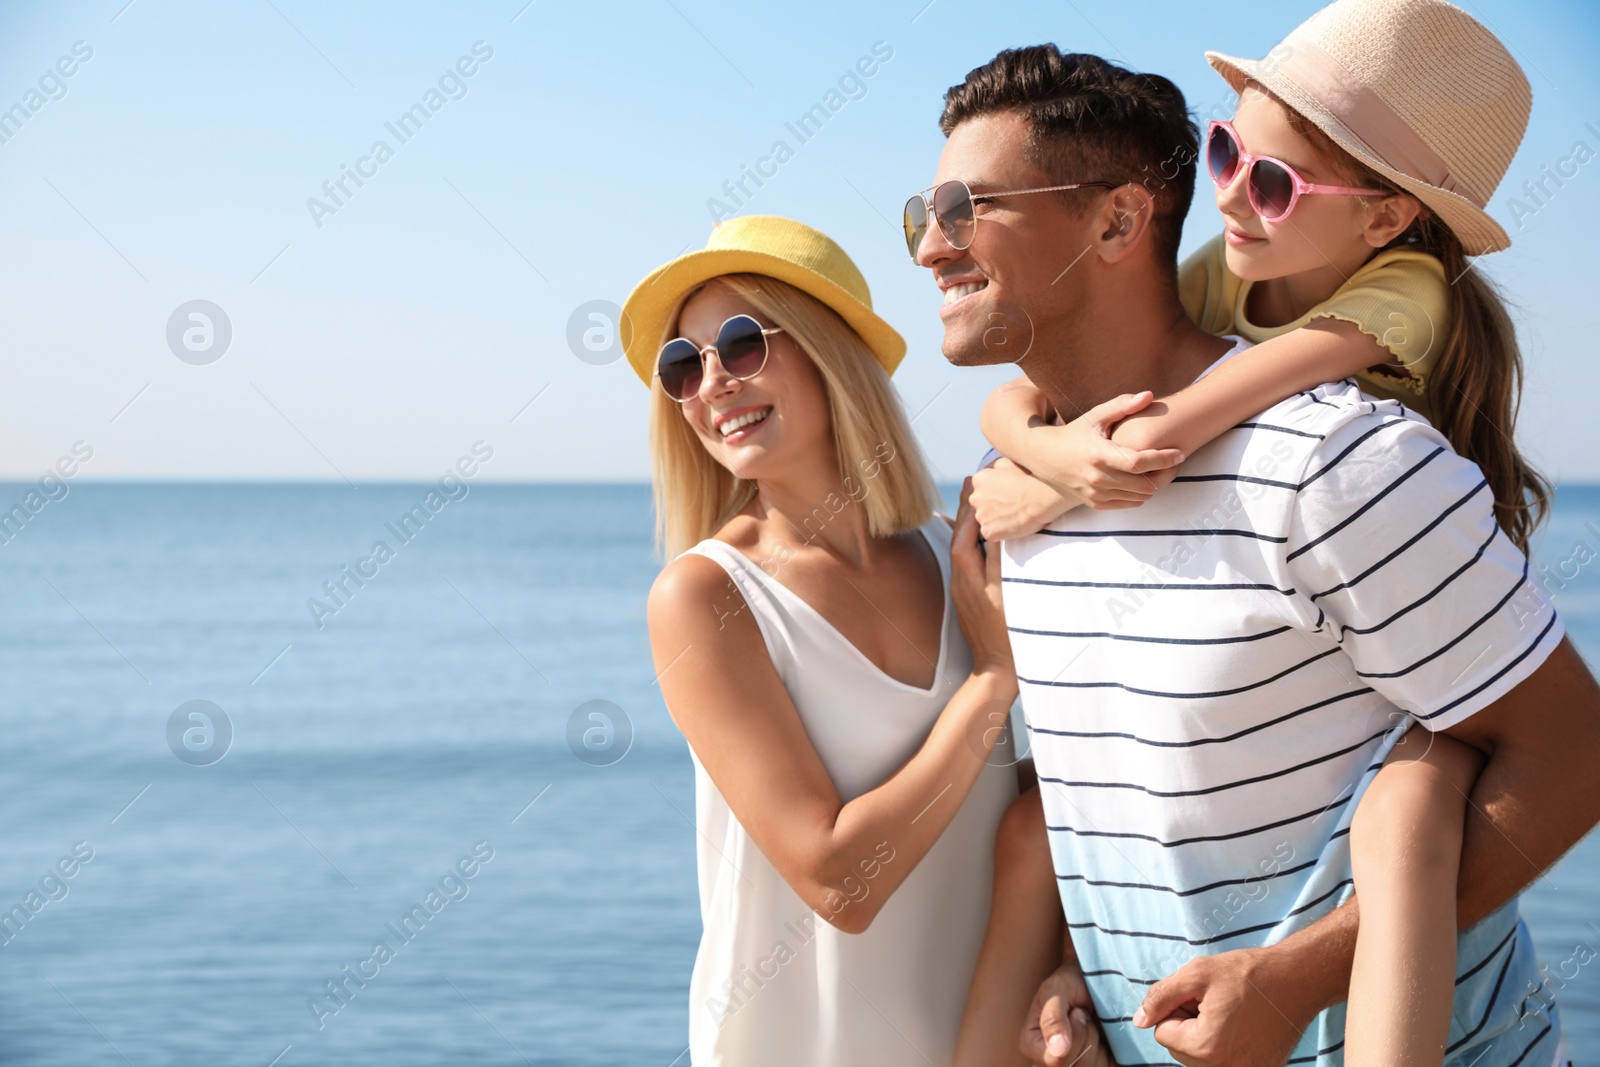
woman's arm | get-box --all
[998,319,1391,499]
[647,485,1017,934]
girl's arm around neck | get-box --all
[970,320,1388,521]
[1109,319,1393,456]
[980,376,1054,463]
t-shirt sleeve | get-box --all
[1281,412,1563,732]
[1178,234,1236,336]
[1309,252,1449,378]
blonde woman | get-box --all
[624,216,1025,1066]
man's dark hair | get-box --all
[939,46,1198,270]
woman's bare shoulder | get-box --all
[649,551,735,620]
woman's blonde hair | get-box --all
[649,273,939,559]
[1258,85,1551,555]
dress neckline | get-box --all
[696,519,953,695]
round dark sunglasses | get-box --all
[656,313,784,402]
[902,178,1121,261]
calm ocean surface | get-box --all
[0,482,1596,1066]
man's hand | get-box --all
[1132,946,1319,1067]
[1021,961,1117,1066]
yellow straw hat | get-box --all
[1207,0,1530,255]
[620,215,906,387]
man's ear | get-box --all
[1095,184,1158,264]
[1362,192,1424,248]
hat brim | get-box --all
[1207,50,1510,255]
[620,247,907,387]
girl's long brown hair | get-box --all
[1274,92,1552,555]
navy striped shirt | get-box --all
[1001,358,1564,1067]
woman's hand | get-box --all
[951,478,1014,677]
[971,457,1077,541]
[1029,392,1185,509]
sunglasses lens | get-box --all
[1250,159,1295,220]
[904,195,930,258]
[1207,125,1240,185]
[657,339,702,401]
[716,315,769,378]
[931,180,975,249]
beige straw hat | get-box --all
[1207,0,1530,255]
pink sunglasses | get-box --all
[1206,120,1390,223]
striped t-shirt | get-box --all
[1000,345,1565,1067]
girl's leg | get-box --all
[953,785,1067,1067]
[1345,726,1484,1067]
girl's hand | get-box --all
[971,458,1077,541]
[1031,392,1186,509]
[951,478,1013,675]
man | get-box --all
[913,45,1600,1067]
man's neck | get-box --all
[1024,301,1232,424]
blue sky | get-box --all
[2,0,1596,483]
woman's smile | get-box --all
[712,403,774,443]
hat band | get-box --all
[1274,34,1473,204]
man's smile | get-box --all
[937,272,990,317]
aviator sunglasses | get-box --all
[902,177,1121,261]
[1206,120,1390,223]
[656,313,784,402]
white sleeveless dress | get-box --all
[680,517,1019,1066]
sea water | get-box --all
[0,483,1594,1065]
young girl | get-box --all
[956,3,1550,1065]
